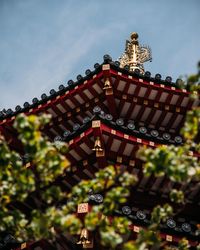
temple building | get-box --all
[0,33,199,249]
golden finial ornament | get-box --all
[119,32,152,74]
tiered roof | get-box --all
[1,56,199,140]
[0,34,199,249]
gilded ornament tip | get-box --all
[119,32,152,74]
[130,32,138,40]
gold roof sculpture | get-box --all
[119,32,152,74]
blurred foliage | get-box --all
[169,189,184,204]
[0,114,70,242]
[0,64,200,249]
[179,61,200,93]
[137,144,200,182]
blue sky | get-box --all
[0,0,199,110]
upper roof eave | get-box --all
[0,55,189,123]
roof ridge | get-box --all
[0,55,187,121]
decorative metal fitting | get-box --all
[92,137,103,152]
[163,133,171,140]
[174,136,182,144]
[77,228,91,245]
[73,123,81,131]
[105,114,113,121]
[94,194,103,203]
[151,130,159,137]
[139,127,147,134]
[15,105,22,111]
[181,223,191,233]
[166,218,176,228]
[83,117,90,124]
[88,194,96,201]
[103,78,112,90]
[63,130,70,137]
[127,122,135,130]
[93,106,101,114]
[116,118,124,126]
[136,210,146,220]
[88,194,103,203]
[119,32,152,74]
[122,206,132,215]
[77,203,89,214]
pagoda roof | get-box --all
[59,108,185,147]
[0,55,199,152]
[0,55,179,118]
[1,55,198,127]
[1,56,200,247]
[58,113,200,210]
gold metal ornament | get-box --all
[92,137,103,152]
[77,228,91,245]
[119,32,152,74]
[103,78,112,90]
